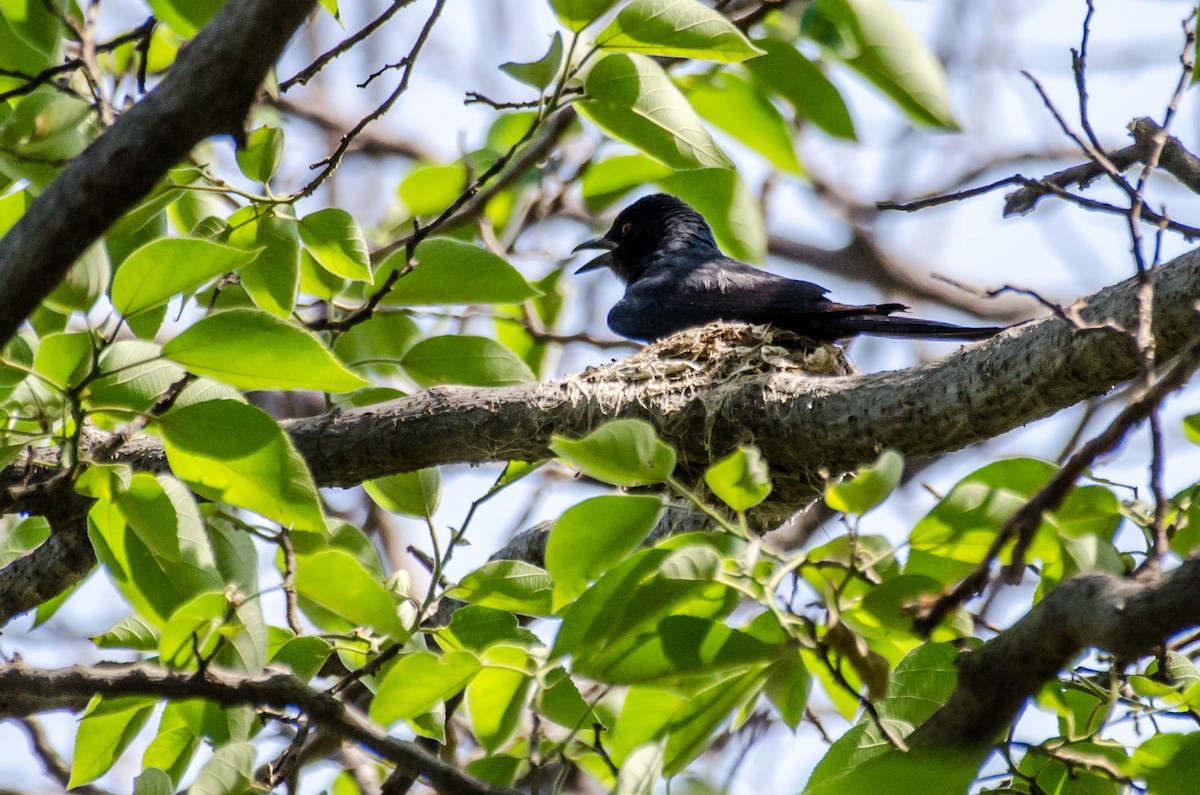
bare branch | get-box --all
[0,661,517,795]
[910,558,1200,747]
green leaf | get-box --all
[93,615,161,651]
[111,238,258,318]
[806,0,958,130]
[156,399,325,533]
[0,516,48,568]
[662,668,766,773]
[401,335,535,387]
[114,472,208,566]
[659,168,766,263]
[48,241,110,314]
[133,768,174,795]
[436,605,539,652]
[33,330,93,389]
[501,32,563,90]
[69,696,156,787]
[147,0,223,37]
[0,12,54,88]
[365,468,441,517]
[1138,733,1200,792]
[158,591,229,668]
[467,644,535,752]
[554,544,736,661]
[381,238,540,305]
[446,560,555,616]
[804,747,978,795]
[596,0,762,62]
[581,154,673,211]
[1185,412,1200,445]
[578,53,733,170]
[825,449,902,514]
[0,0,63,57]
[550,418,676,487]
[269,634,333,681]
[683,72,802,173]
[162,308,369,392]
[231,211,300,317]
[806,642,962,789]
[746,37,856,140]
[143,706,200,787]
[906,458,1058,585]
[84,340,239,414]
[186,741,255,795]
[539,666,601,730]
[704,445,772,512]
[547,494,663,609]
[371,650,483,724]
[550,0,621,31]
[397,163,468,216]
[764,647,811,728]
[579,614,779,686]
[235,124,283,183]
[294,549,408,639]
[298,207,373,283]
[613,741,665,795]
[333,311,421,378]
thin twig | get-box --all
[296,0,446,200]
[279,530,304,636]
[280,0,418,91]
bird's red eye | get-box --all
[621,222,633,236]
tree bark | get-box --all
[0,0,318,346]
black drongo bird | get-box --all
[574,193,1004,343]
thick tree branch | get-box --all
[0,661,516,795]
[0,504,92,622]
[1,248,1197,622]
[910,560,1200,748]
[0,0,318,347]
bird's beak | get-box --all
[572,237,618,274]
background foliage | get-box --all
[1,1,1200,794]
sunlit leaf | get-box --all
[380,238,540,305]
[804,0,958,129]
[446,560,555,617]
[401,335,535,387]
[550,0,621,31]
[371,650,482,724]
[596,0,762,62]
[111,238,257,318]
[156,399,325,533]
[550,418,676,487]
[704,445,772,512]
[746,37,856,139]
[825,449,903,515]
[294,549,408,639]
[365,468,441,518]
[69,696,156,787]
[578,53,733,170]
[683,72,802,173]
[298,207,373,283]
[162,308,369,392]
[547,494,663,609]
[501,32,563,90]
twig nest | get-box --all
[580,322,856,392]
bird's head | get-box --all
[573,193,719,283]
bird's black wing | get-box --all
[607,256,893,341]
[607,255,1001,342]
